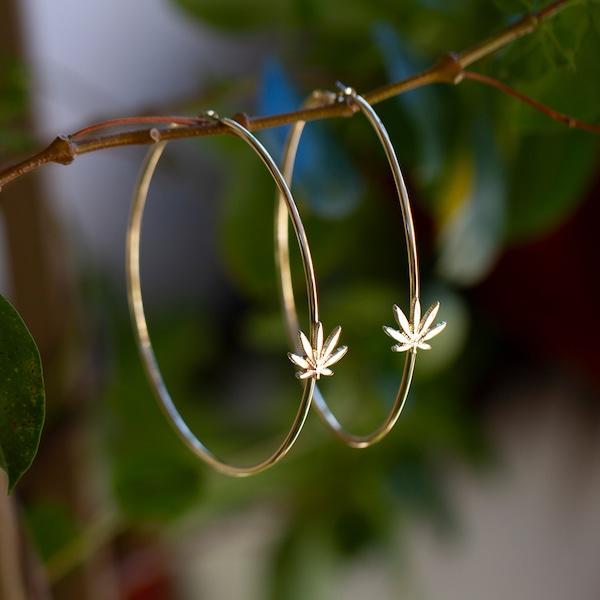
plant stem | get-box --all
[462,71,600,134]
[0,0,582,190]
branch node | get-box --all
[434,52,464,84]
[49,135,77,165]
[232,112,251,129]
[521,12,541,32]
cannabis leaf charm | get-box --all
[383,299,446,353]
[288,322,348,380]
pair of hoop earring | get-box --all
[126,85,446,477]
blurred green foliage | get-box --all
[0,57,33,158]
[152,0,598,594]
[3,0,598,596]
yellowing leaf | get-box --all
[434,152,475,229]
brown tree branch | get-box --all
[0,0,591,191]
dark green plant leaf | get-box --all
[219,140,279,298]
[24,501,78,561]
[106,313,208,522]
[113,451,203,522]
[493,0,533,15]
[590,1,600,34]
[505,130,599,240]
[508,24,600,132]
[494,2,596,82]
[173,0,288,31]
[172,0,405,36]
[539,7,586,70]
[0,294,45,494]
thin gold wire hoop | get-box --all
[276,86,420,448]
[127,115,319,476]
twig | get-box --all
[462,71,600,134]
[0,0,590,190]
[70,116,205,138]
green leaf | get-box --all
[173,0,291,31]
[509,24,600,132]
[113,451,203,522]
[24,501,78,561]
[270,522,337,600]
[494,3,593,82]
[0,294,45,494]
[539,4,589,70]
[493,0,533,14]
[590,1,600,35]
[106,312,207,522]
[505,130,599,240]
[172,0,401,35]
[219,137,284,299]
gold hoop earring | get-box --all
[276,85,446,448]
[126,114,344,476]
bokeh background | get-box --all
[1,0,600,598]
